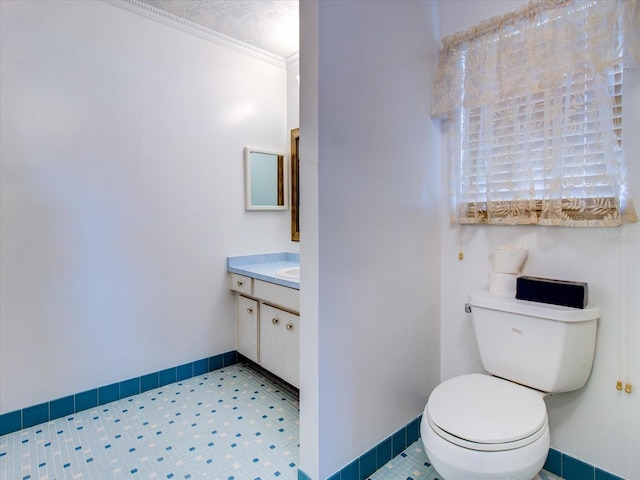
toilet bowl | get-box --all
[421,374,549,480]
[421,290,599,480]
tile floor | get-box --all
[0,364,299,480]
[0,362,563,480]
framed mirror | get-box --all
[244,148,288,210]
[291,128,300,241]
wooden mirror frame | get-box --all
[291,128,300,241]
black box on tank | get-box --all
[516,276,588,309]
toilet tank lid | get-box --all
[469,290,600,322]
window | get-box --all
[433,0,638,226]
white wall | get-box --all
[299,1,321,475]
[4,1,637,478]
[438,1,640,479]
[0,0,291,413]
[287,53,301,139]
[299,1,442,478]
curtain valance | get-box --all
[432,0,640,117]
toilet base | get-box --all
[421,415,550,480]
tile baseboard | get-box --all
[544,448,626,480]
[299,416,422,480]
[0,350,239,436]
[300,415,626,480]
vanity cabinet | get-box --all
[237,295,259,363]
[231,273,253,296]
[230,273,299,388]
[260,304,299,387]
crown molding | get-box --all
[285,51,300,67]
[105,0,286,68]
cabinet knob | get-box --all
[286,323,293,331]
[246,307,253,314]
[272,318,279,325]
[237,281,243,287]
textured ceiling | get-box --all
[136,0,299,58]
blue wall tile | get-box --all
[140,373,159,393]
[223,350,237,366]
[596,468,625,480]
[544,448,562,477]
[0,410,22,435]
[159,368,176,387]
[23,403,49,428]
[209,354,223,372]
[177,363,192,381]
[407,416,421,445]
[326,473,340,480]
[360,447,377,479]
[298,469,312,480]
[376,436,392,468]
[298,469,313,480]
[75,389,98,412]
[120,378,140,399]
[193,358,208,376]
[98,383,120,406]
[392,428,406,457]
[564,454,595,480]
[340,459,359,480]
[50,396,74,420]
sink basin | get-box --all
[275,266,300,280]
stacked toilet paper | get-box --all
[489,244,528,296]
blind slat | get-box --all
[455,66,623,204]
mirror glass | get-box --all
[244,148,287,210]
[291,129,300,241]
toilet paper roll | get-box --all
[491,245,528,274]
[489,271,519,297]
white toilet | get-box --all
[421,290,600,480]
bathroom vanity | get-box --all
[227,253,299,388]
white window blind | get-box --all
[433,0,639,226]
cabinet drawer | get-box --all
[231,273,253,295]
[254,279,299,312]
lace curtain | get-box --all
[433,0,639,226]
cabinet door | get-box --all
[260,304,299,388]
[237,296,259,363]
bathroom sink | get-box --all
[275,266,300,280]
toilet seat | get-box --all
[427,373,548,452]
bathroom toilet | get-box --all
[421,290,600,480]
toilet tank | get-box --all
[469,290,600,393]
